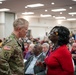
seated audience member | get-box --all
[24,44,46,75]
[69,37,75,45]
[67,43,72,51]
[23,40,31,58]
[71,43,76,65]
[42,43,49,56]
[25,43,35,60]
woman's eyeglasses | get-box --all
[49,31,58,36]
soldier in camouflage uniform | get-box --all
[0,18,29,75]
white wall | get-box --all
[0,12,5,23]
[28,18,72,39]
[0,25,5,39]
[0,12,5,39]
[0,12,15,39]
[29,26,46,39]
[5,12,15,38]
[70,21,76,34]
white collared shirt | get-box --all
[25,53,42,74]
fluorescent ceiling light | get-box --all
[25,3,44,8]
[40,14,51,17]
[57,20,62,24]
[68,12,76,15]
[0,0,5,1]
[0,8,10,11]
[51,2,55,5]
[22,12,34,15]
[69,7,72,9]
[45,10,47,12]
[72,0,76,1]
[60,12,62,14]
[67,18,76,21]
[55,17,66,19]
[51,8,66,12]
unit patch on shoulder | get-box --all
[3,46,11,50]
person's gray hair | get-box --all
[29,43,35,47]
[13,18,29,30]
[42,43,49,49]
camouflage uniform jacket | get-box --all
[0,33,24,75]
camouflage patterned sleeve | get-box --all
[0,35,24,75]
[0,43,14,75]
[2,45,13,60]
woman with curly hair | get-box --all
[45,26,74,75]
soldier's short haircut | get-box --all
[13,18,29,30]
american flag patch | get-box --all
[3,46,11,50]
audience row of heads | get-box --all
[27,43,51,55]
[22,26,75,47]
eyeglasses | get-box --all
[49,31,58,36]
[49,28,58,36]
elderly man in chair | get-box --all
[24,44,46,75]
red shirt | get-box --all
[45,45,74,75]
